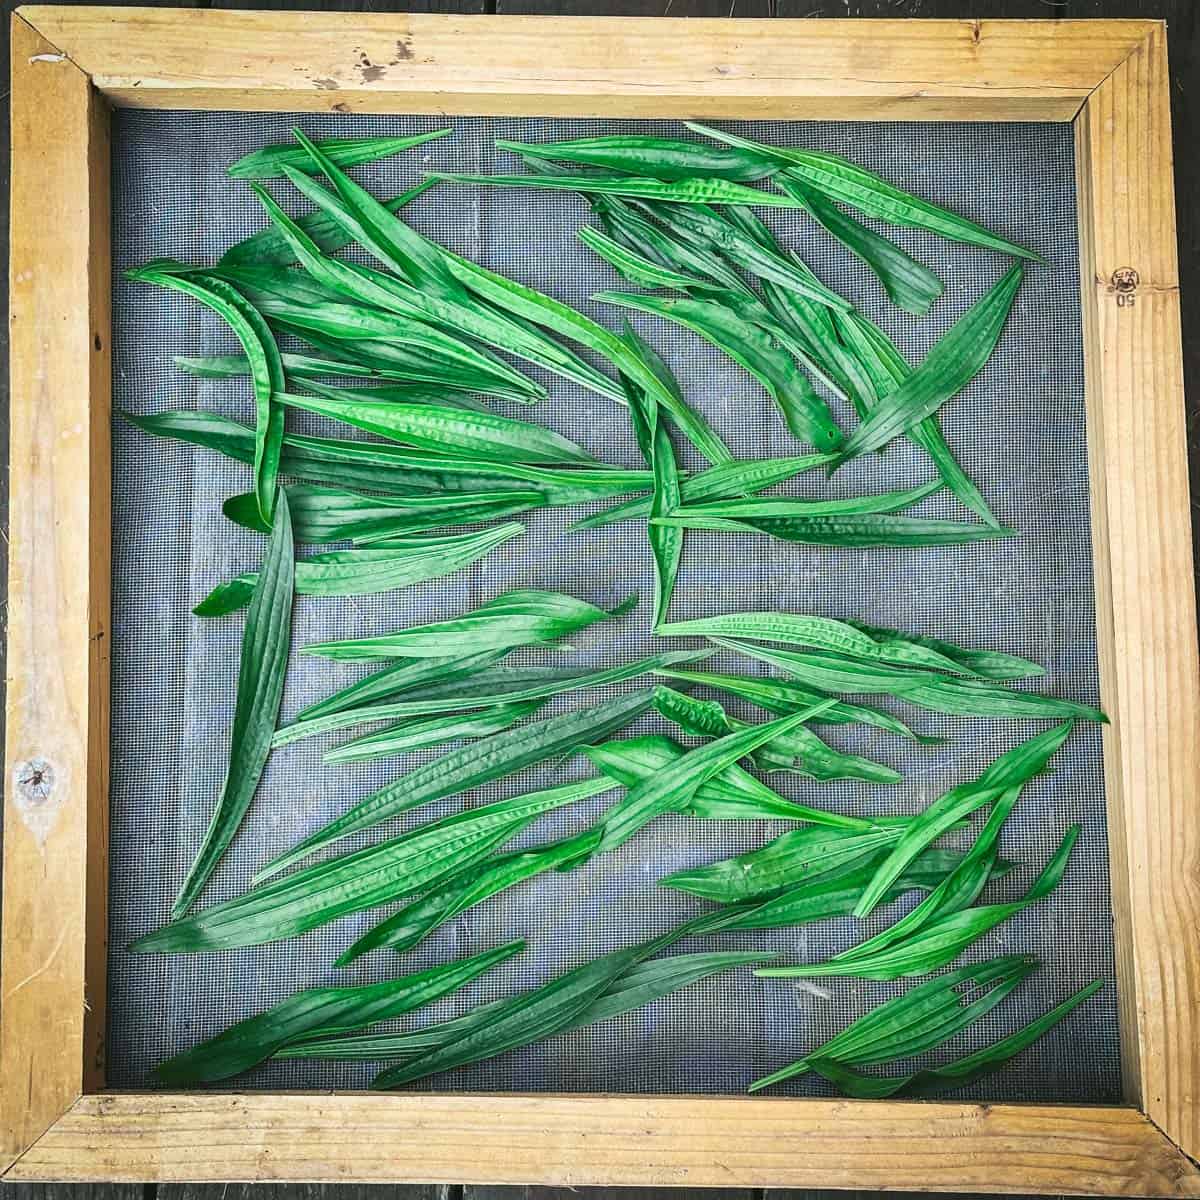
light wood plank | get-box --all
[10,1093,1200,1194]
[1,12,111,1172]
[16,9,1151,119]
[1075,22,1200,1163]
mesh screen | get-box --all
[107,110,1119,1102]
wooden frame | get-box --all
[3,9,1197,1192]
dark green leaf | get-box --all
[228,130,450,179]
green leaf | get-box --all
[845,620,1044,681]
[583,730,874,829]
[851,721,1074,918]
[570,454,832,532]
[153,939,518,1085]
[598,291,843,452]
[302,589,636,661]
[323,699,543,764]
[778,177,943,316]
[684,123,1041,260]
[757,826,1080,980]
[278,390,596,466]
[427,169,822,209]
[228,130,450,179]
[595,702,835,854]
[337,829,600,962]
[440,249,734,466]
[812,978,1104,1098]
[659,822,907,904]
[579,225,713,291]
[837,264,1024,462]
[192,523,523,618]
[295,650,510,723]
[713,639,1106,724]
[170,490,294,919]
[748,954,1040,1091]
[650,683,900,787]
[127,268,284,525]
[221,180,437,268]
[258,690,655,879]
[652,664,926,742]
[278,650,710,742]
[174,347,439,385]
[223,481,541,543]
[496,135,781,182]
[633,200,851,311]
[655,610,971,674]
[130,779,609,954]
[656,479,941,525]
[675,512,1014,546]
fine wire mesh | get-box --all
[107,110,1120,1102]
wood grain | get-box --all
[1,12,111,1172]
[9,1093,1200,1194]
[1075,22,1200,1163]
[15,9,1150,119]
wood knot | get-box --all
[1108,267,1139,307]
[15,757,55,806]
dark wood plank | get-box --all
[465,1190,758,1199]
[494,1,780,16]
[161,1187,453,1200]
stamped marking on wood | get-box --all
[1109,266,1140,307]
[12,756,64,846]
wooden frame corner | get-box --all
[3,8,1198,1190]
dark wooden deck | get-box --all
[2,0,1197,1195]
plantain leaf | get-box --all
[598,291,844,452]
[579,225,712,291]
[302,589,636,662]
[131,778,611,954]
[193,523,523,618]
[836,264,1025,462]
[323,699,544,765]
[153,939,519,1085]
[684,123,1041,260]
[229,130,450,179]
[258,690,656,879]
[171,490,294,919]
[748,954,1040,1091]
[654,511,1012,547]
[845,620,1044,681]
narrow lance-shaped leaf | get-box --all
[650,683,901,786]
[659,822,908,905]
[223,483,540,544]
[837,264,1025,463]
[495,135,782,182]
[220,180,438,269]
[294,649,510,723]
[666,510,1013,548]
[779,176,943,316]
[171,491,294,920]
[570,454,832,532]
[809,978,1103,1098]
[279,391,597,467]
[846,619,1044,681]
[596,701,836,854]
[154,939,520,1085]
[756,825,1080,980]
[338,829,600,963]
[426,169,826,209]
[598,291,844,452]
[655,610,970,674]
[584,731,877,828]
[441,249,735,465]
[579,225,714,292]
[684,122,1041,260]
[748,954,1041,1092]
[127,268,284,525]
[194,523,524,618]
[851,721,1074,918]
[323,699,544,765]
[228,130,451,179]
[302,590,636,662]
[713,639,1106,724]
[258,690,656,880]
[131,778,611,954]
[653,664,928,742]
[278,650,710,743]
